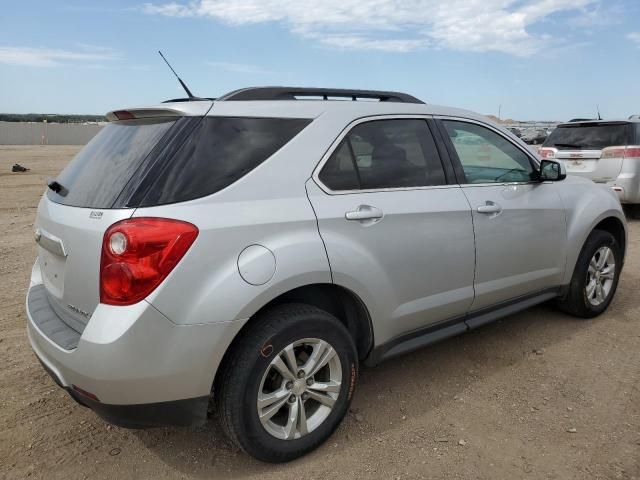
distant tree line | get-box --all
[0,113,106,123]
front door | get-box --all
[438,118,567,310]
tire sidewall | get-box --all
[232,309,357,461]
[573,230,622,316]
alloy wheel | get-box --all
[257,338,342,440]
[585,246,616,306]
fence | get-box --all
[0,121,103,145]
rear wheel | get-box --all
[215,303,358,463]
[557,230,622,318]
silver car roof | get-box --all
[106,98,492,125]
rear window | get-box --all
[48,118,176,208]
[47,116,311,208]
[543,123,629,150]
[135,117,311,206]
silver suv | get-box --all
[27,87,627,462]
[540,118,640,217]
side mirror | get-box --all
[539,159,566,182]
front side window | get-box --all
[443,120,535,184]
[319,119,446,191]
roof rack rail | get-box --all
[217,87,424,104]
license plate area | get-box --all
[39,248,66,299]
[563,159,597,172]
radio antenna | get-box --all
[158,50,196,100]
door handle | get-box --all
[477,201,502,214]
[345,205,383,222]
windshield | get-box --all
[543,123,629,150]
[47,118,176,208]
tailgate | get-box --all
[35,191,134,333]
[555,149,623,181]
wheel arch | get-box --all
[213,283,374,392]
[593,216,626,260]
[563,209,627,286]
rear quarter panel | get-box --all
[136,195,331,325]
[134,113,345,325]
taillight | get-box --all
[100,218,198,306]
[112,110,136,120]
[601,146,640,159]
[539,147,557,159]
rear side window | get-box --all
[47,118,176,208]
[543,123,629,150]
[138,117,310,206]
[319,119,446,191]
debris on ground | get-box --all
[12,163,30,172]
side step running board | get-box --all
[364,288,561,366]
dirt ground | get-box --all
[1,145,639,480]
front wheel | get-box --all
[215,303,358,463]
[557,229,622,318]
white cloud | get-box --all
[628,32,640,47]
[303,33,426,52]
[143,0,599,55]
[0,45,118,67]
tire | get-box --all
[556,229,622,318]
[214,303,358,463]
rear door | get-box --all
[438,118,567,310]
[542,122,631,182]
[307,117,476,344]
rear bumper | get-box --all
[35,354,209,428]
[26,268,246,427]
[563,173,640,204]
[607,172,640,204]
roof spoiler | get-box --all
[105,107,185,122]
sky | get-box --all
[0,0,639,120]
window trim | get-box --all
[312,114,456,195]
[434,116,541,187]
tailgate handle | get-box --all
[34,228,67,257]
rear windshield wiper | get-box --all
[47,179,69,197]
[551,143,583,149]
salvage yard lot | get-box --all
[1,145,639,479]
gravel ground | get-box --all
[1,145,639,480]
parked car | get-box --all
[520,127,548,145]
[507,126,523,138]
[27,87,627,462]
[540,119,640,217]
